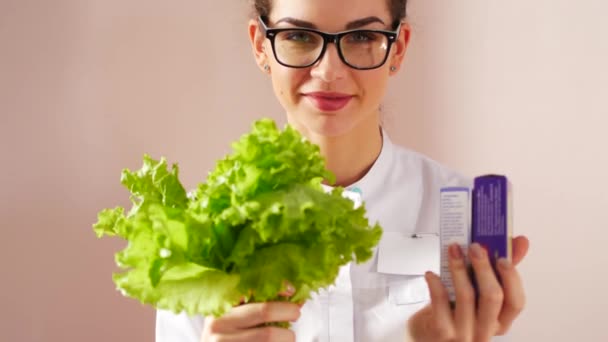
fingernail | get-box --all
[497,258,512,270]
[449,244,463,260]
[286,283,295,294]
[470,243,485,260]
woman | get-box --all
[156,0,530,341]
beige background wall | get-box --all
[2,0,606,341]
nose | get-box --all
[310,42,347,82]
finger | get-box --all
[424,271,455,339]
[512,236,530,266]
[210,302,301,332]
[495,258,526,335]
[448,244,475,341]
[469,243,503,340]
[213,327,295,342]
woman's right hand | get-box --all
[200,286,301,342]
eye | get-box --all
[346,31,378,43]
[284,31,317,43]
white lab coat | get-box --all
[156,131,508,341]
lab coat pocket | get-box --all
[387,277,430,305]
[377,231,438,305]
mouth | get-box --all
[302,92,354,112]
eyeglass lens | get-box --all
[273,30,390,68]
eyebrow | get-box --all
[274,16,386,30]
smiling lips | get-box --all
[303,92,354,112]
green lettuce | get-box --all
[93,118,382,317]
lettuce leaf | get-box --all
[94,118,382,317]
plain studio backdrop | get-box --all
[1,0,606,341]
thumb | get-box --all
[278,281,295,297]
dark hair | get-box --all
[252,0,407,24]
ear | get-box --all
[388,22,411,74]
[248,19,269,73]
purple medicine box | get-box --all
[471,175,513,264]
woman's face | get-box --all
[250,0,410,138]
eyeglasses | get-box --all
[258,16,400,70]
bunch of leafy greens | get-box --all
[94,119,382,317]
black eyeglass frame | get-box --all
[258,16,401,70]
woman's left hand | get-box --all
[408,235,530,342]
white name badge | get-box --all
[377,232,440,276]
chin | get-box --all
[300,111,361,139]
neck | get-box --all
[289,116,383,187]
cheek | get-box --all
[359,74,389,101]
[273,70,308,102]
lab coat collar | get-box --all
[347,128,424,234]
[346,128,395,196]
